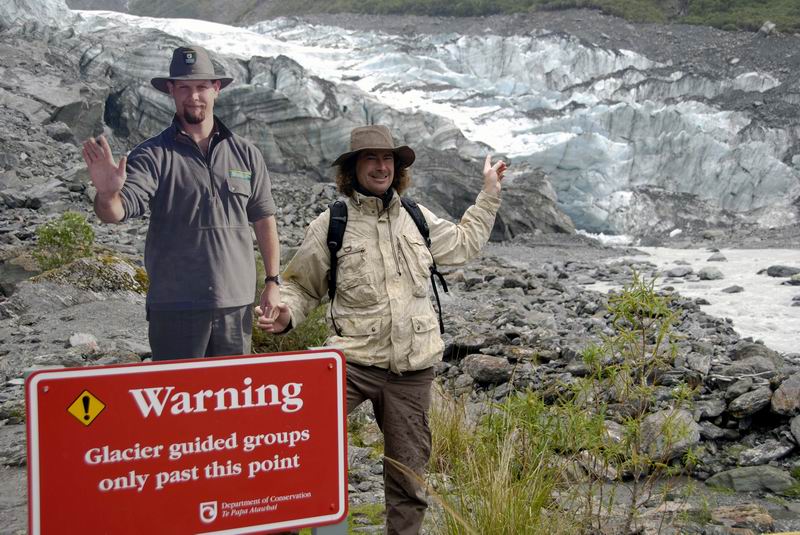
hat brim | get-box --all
[331,145,415,169]
[150,75,233,94]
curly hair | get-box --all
[334,153,412,196]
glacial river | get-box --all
[592,248,799,355]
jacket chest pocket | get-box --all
[226,176,251,197]
[199,176,252,229]
[224,176,252,227]
[335,241,380,307]
[400,234,433,297]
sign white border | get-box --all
[27,350,347,535]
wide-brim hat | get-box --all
[331,125,415,169]
[150,45,233,94]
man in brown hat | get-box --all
[258,125,507,534]
[82,45,281,361]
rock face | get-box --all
[0,0,74,28]
[173,14,799,237]
[67,0,127,12]
[30,5,800,239]
[47,19,573,240]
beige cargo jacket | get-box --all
[281,188,501,373]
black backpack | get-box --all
[326,197,448,335]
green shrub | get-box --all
[429,272,696,534]
[684,0,800,32]
[573,272,696,533]
[33,211,95,270]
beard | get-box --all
[182,107,206,125]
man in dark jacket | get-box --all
[82,45,281,360]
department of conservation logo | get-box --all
[199,501,218,524]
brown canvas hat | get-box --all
[150,45,233,94]
[331,125,415,168]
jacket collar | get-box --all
[351,188,400,215]
[169,115,233,142]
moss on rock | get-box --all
[33,255,148,294]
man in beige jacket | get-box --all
[258,125,506,534]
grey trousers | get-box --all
[147,305,253,361]
[346,363,434,535]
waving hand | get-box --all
[82,135,127,196]
[483,154,507,195]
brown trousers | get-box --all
[346,363,434,535]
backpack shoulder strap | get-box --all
[326,200,348,303]
[400,197,430,247]
[326,199,348,336]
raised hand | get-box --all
[82,135,127,197]
[483,154,508,195]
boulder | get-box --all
[766,265,800,277]
[729,341,785,367]
[727,386,772,418]
[721,285,743,293]
[705,465,795,493]
[722,356,778,378]
[666,266,693,278]
[771,373,800,415]
[698,267,723,280]
[791,415,800,445]
[737,439,794,466]
[693,398,726,420]
[460,354,514,385]
[640,409,700,461]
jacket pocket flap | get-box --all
[336,316,382,336]
[403,234,427,248]
[412,315,438,334]
[337,274,371,291]
[226,177,252,196]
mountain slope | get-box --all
[65,0,800,32]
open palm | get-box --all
[82,136,127,195]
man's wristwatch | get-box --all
[264,274,281,286]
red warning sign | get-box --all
[26,350,348,534]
